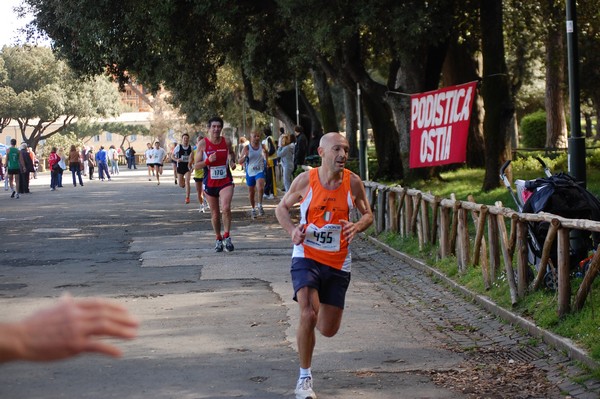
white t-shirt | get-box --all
[152,148,167,164]
[107,148,118,161]
[145,149,153,165]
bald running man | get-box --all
[276,132,373,399]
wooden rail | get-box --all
[364,181,600,317]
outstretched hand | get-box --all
[10,294,139,362]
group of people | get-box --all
[182,117,373,399]
[2,139,36,198]
[2,117,373,399]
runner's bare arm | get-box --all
[195,139,209,168]
[238,145,249,165]
[188,150,195,170]
[276,171,310,245]
[339,172,374,243]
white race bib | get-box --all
[181,155,190,162]
[304,223,342,252]
[209,165,227,179]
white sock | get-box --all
[299,367,311,379]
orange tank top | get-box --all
[292,168,355,271]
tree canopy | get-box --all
[0,46,122,151]
[21,0,600,188]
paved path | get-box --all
[0,168,598,398]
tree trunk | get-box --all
[544,3,568,149]
[480,0,514,191]
[442,36,485,168]
[343,86,359,158]
[584,112,593,138]
[320,37,402,180]
[311,68,338,133]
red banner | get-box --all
[409,81,477,168]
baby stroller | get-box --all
[500,157,600,289]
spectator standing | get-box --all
[86,147,95,180]
[293,125,308,173]
[126,146,137,169]
[108,145,120,175]
[81,146,88,176]
[95,146,111,181]
[48,147,60,191]
[19,143,34,194]
[57,148,67,187]
[28,147,38,179]
[6,139,20,198]
[277,133,295,192]
[262,127,277,199]
[68,144,84,187]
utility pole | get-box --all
[566,0,586,187]
[357,83,368,180]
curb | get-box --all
[366,235,599,371]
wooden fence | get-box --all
[364,181,600,318]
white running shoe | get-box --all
[258,205,265,216]
[295,377,316,399]
[251,208,257,219]
[224,237,234,252]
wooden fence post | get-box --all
[449,200,461,256]
[488,208,500,282]
[410,193,422,235]
[397,188,407,236]
[516,220,528,298]
[532,219,560,291]
[389,191,398,233]
[574,243,600,311]
[404,191,413,238]
[376,186,386,234]
[497,212,518,306]
[557,228,571,317]
[420,197,430,246]
[439,206,451,258]
[471,205,488,267]
[466,198,490,290]
[431,196,441,244]
[457,207,470,273]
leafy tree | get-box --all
[0,46,121,151]
[26,0,461,179]
[27,0,570,183]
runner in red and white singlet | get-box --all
[197,116,237,253]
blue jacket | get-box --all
[95,149,108,163]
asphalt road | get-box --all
[0,168,597,398]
